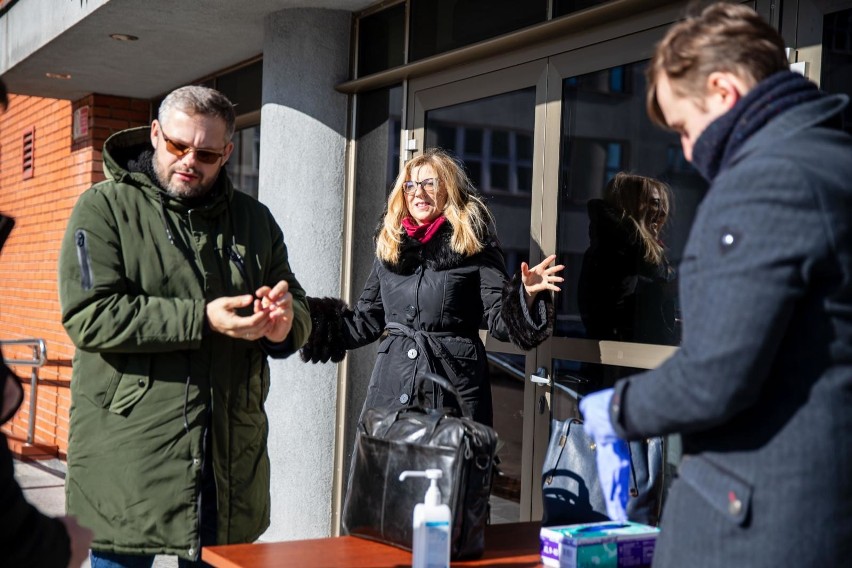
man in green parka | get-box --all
[58,85,311,567]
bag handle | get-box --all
[415,372,472,420]
[551,377,642,496]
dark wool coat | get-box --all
[303,221,552,426]
[578,199,679,346]
[611,94,852,566]
[1,362,70,567]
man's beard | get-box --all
[155,162,216,199]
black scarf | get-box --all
[691,70,821,182]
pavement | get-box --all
[14,457,175,567]
[14,456,519,567]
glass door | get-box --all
[783,0,852,135]
[409,60,551,522]
[405,9,722,525]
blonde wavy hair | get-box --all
[376,149,493,265]
[604,172,672,266]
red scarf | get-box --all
[401,215,446,244]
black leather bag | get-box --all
[342,372,498,559]
[541,417,666,527]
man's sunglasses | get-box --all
[160,129,226,165]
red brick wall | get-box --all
[0,93,149,457]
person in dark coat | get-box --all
[580,3,852,567]
[578,172,679,346]
[301,148,564,426]
[0,81,92,568]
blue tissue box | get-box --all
[539,521,659,568]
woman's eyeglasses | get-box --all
[160,129,226,165]
[402,178,437,195]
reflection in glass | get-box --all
[553,0,614,18]
[555,61,709,343]
[424,88,536,520]
[487,353,525,506]
[550,359,647,421]
[409,0,547,62]
[358,3,405,77]
[226,126,260,199]
[822,7,852,136]
[578,173,680,345]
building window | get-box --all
[357,2,406,77]
[427,121,534,195]
[408,0,547,62]
[226,126,260,199]
[553,0,615,18]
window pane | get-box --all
[491,163,509,191]
[492,130,510,158]
[216,61,262,115]
[556,61,709,346]
[410,0,547,62]
[464,127,483,154]
[424,88,536,521]
[822,7,852,136]
[226,126,260,199]
[553,0,615,18]
[358,4,405,77]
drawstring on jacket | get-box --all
[157,190,177,246]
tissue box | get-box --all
[540,521,659,568]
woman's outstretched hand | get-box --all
[521,254,564,305]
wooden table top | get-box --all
[202,521,543,568]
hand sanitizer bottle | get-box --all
[399,469,451,568]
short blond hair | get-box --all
[646,2,788,127]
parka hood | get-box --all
[102,126,233,213]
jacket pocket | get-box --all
[107,355,152,415]
[678,455,752,526]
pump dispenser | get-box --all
[399,469,451,568]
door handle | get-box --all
[530,366,550,386]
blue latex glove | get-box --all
[580,388,630,522]
[596,439,630,522]
[579,388,618,443]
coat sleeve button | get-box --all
[728,498,742,516]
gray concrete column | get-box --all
[258,8,350,542]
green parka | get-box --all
[58,127,311,559]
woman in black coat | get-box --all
[301,148,563,426]
[578,172,679,347]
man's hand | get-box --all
[254,280,294,344]
[205,294,275,341]
[58,516,93,568]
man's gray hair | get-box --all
[158,85,236,140]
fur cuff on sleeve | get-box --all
[501,272,554,351]
[300,296,350,364]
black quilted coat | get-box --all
[303,221,552,426]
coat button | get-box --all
[399,393,410,404]
[407,348,418,359]
[405,305,416,321]
[137,379,145,388]
[728,498,742,516]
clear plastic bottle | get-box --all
[399,469,451,568]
